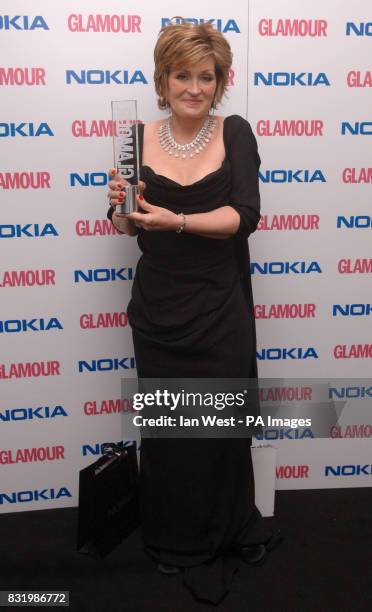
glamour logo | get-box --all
[0,269,55,287]
[78,357,136,373]
[0,224,58,238]
[259,170,326,183]
[254,303,316,319]
[66,70,148,85]
[334,344,372,359]
[161,17,240,33]
[71,119,142,137]
[67,14,141,32]
[325,465,372,476]
[0,172,50,189]
[338,259,372,273]
[347,71,372,87]
[76,219,121,236]
[337,216,372,228]
[82,440,138,456]
[330,424,372,438]
[251,261,322,275]
[258,19,327,36]
[0,406,67,422]
[256,120,324,136]
[346,22,372,36]
[70,172,108,187]
[342,168,372,183]
[83,399,134,415]
[254,72,330,86]
[341,122,372,135]
[256,347,318,360]
[276,465,310,478]
[0,488,71,505]
[0,318,63,334]
[80,312,128,328]
[257,215,319,231]
[255,428,314,440]
[0,15,48,30]
[0,67,46,86]
[329,386,372,399]
[0,361,60,380]
[259,386,312,401]
[0,446,64,465]
[0,123,53,137]
[74,268,133,282]
[332,304,372,317]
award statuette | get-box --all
[111,100,140,214]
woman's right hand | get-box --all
[107,168,128,215]
[107,168,140,236]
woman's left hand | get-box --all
[126,194,181,232]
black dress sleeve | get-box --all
[225,115,261,239]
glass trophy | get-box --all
[111,99,140,213]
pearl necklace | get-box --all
[158,115,217,159]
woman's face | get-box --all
[165,57,217,120]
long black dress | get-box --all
[108,115,272,604]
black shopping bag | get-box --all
[77,442,140,559]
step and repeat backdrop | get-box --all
[1,0,371,512]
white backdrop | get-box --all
[1,0,371,512]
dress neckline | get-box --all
[141,116,229,188]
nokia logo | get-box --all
[337,216,372,229]
[161,17,240,33]
[0,123,53,137]
[0,318,63,334]
[78,357,136,373]
[0,488,71,505]
[341,122,372,135]
[70,172,108,187]
[66,70,148,85]
[254,72,330,86]
[0,223,57,238]
[256,347,318,360]
[332,304,372,317]
[74,268,133,283]
[259,169,326,183]
[251,261,322,275]
[0,406,67,422]
[255,428,314,440]
[329,386,372,399]
[0,15,48,30]
[346,22,372,36]
[82,440,137,456]
[325,465,372,476]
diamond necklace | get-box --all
[158,115,217,160]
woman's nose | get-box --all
[187,79,201,95]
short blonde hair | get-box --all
[154,20,233,110]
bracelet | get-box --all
[176,212,186,234]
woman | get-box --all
[107,22,280,605]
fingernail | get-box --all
[139,195,144,200]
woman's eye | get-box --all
[176,74,187,80]
[202,75,214,82]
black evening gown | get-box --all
[108,115,272,604]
